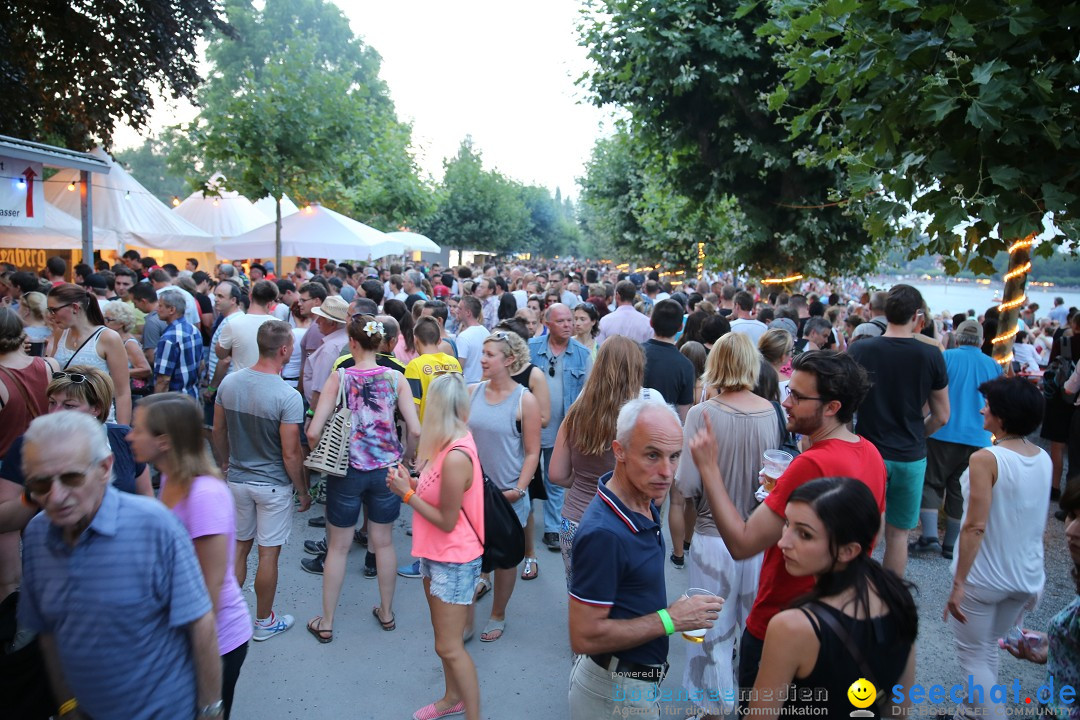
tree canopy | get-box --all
[0,0,229,149]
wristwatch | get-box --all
[197,700,225,718]
[514,487,527,497]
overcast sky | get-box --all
[113,0,614,199]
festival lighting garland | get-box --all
[697,242,705,278]
[761,274,804,286]
[990,236,1035,365]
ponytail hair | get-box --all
[48,282,105,326]
[788,477,918,644]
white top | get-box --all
[955,444,1051,594]
[217,313,276,373]
[456,324,490,383]
[729,318,768,343]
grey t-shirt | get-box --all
[541,352,564,448]
[142,312,166,352]
[216,368,304,485]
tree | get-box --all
[114,138,191,204]
[578,0,881,277]
[421,139,530,257]
[0,0,229,149]
[760,0,1080,360]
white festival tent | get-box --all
[0,198,120,250]
[215,202,408,260]
[387,230,440,253]
[252,194,300,220]
[45,148,216,252]
[172,173,269,239]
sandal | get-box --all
[480,617,505,642]
[474,577,491,602]
[521,556,538,580]
[373,606,396,631]
[306,616,333,644]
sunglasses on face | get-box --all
[25,463,97,497]
[52,371,88,384]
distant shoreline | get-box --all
[867,275,1080,293]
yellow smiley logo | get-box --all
[847,678,877,709]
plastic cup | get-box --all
[680,587,719,643]
[760,449,794,492]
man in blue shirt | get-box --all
[155,289,204,398]
[17,411,224,720]
[911,319,1002,559]
[568,399,722,719]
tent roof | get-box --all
[0,198,120,250]
[387,231,440,253]
[45,148,215,252]
[216,203,406,260]
[252,194,300,220]
[173,174,269,239]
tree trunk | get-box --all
[275,197,283,277]
[991,235,1033,367]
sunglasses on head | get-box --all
[52,371,88,384]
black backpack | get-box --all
[1042,335,1075,403]
[771,401,801,457]
[461,472,526,573]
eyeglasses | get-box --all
[47,302,75,315]
[788,388,825,404]
[25,462,98,498]
[52,371,88,384]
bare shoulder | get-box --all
[767,607,816,639]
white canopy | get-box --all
[173,174,269,239]
[252,194,300,220]
[215,203,407,260]
[0,198,120,250]
[45,148,216,252]
[387,230,440,253]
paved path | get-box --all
[232,497,1073,719]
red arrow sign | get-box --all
[21,167,36,218]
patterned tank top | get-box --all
[344,366,403,471]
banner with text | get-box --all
[0,157,45,227]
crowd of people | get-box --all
[0,250,1076,720]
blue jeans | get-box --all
[541,446,565,534]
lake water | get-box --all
[876,280,1080,319]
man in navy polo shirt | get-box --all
[568,399,723,719]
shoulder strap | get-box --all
[1064,336,1073,363]
[63,327,105,369]
[809,603,884,709]
[446,442,483,546]
[335,368,347,409]
[0,365,40,420]
[771,401,788,445]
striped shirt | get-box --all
[155,317,203,398]
[18,487,212,720]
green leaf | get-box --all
[969,256,997,276]
[1042,183,1078,213]
[734,1,761,20]
[923,93,959,122]
[965,101,1001,131]
[768,84,790,111]
[988,165,1023,189]
[948,14,976,40]
[970,59,1009,85]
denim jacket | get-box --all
[528,336,593,417]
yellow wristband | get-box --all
[657,608,675,636]
[59,698,78,715]
[402,489,415,505]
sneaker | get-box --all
[542,532,560,552]
[670,553,685,569]
[363,551,377,578]
[908,536,941,554]
[304,539,327,555]
[301,554,325,575]
[397,560,422,578]
[354,529,368,546]
[252,612,294,641]
[941,544,954,560]
[308,515,327,528]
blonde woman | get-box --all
[103,299,153,396]
[675,332,782,718]
[758,328,794,400]
[16,291,52,351]
[388,374,484,720]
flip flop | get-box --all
[480,618,505,642]
[373,606,396,631]
[306,616,333,644]
[474,577,491,602]
[520,557,538,580]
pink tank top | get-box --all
[411,432,484,563]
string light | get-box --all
[124,190,131,200]
[171,196,180,207]
[212,198,220,207]
[990,233,1035,366]
[67,181,76,192]
[697,242,705,278]
[762,274,804,285]
[16,177,25,189]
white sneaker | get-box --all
[252,612,294,641]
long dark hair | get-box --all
[788,477,918,644]
[383,298,414,354]
[1062,478,1080,595]
[48,282,105,326]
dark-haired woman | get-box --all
[1005,481,1080,719]
[128,393,251,719]
[384,298,418,364]
[46,283,131,424]
[572,302,599,359]
[946,376,1050,718]
[749,477,917,718]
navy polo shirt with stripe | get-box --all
[569,472,668,666]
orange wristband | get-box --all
[402,489,415,505]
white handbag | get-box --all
[304,369,351,477]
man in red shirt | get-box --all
[688,350,887,699]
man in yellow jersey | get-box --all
[405,316,462,422]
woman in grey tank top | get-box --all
[466,331,541,643]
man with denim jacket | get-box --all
[529,303,592,552]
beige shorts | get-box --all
[229,481,292,547]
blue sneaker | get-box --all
[252,612,294,641]
[397,560,422,578]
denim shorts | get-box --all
[420,556,483,605]
[325,466,398,528]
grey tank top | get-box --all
[467,382,526,491]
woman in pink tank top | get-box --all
[388,373,484,720]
